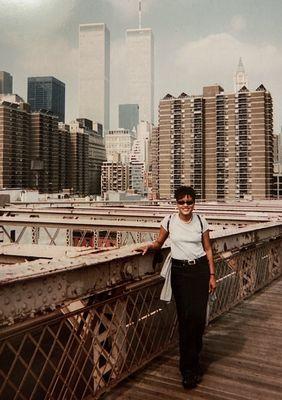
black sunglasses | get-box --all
[177,200,195,206]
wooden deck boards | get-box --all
[104,277,282,400]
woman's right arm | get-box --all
[136,226,169,255]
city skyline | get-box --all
[0,0,281,130]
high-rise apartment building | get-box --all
[101,160,129,196]
[0,97,105,196]
[30,111,60,193]
[154,84,273,201]
[59,119,106,196]
[68,120,89,195]
[71,118,106,194]
[58,123,72,191]
[126,28,154,124]
[119,104,139,131]
[0,71,13,94]
[27,76,65,122]
[150,126,159,198]
[79,23,110,133]
[0,96,30,189]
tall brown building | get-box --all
[69,130,89,195]
[0,98,107,196]
[154,84,273,200]
[0,98,30,189]
[69,119,106,196]
[58,123,72,191]
[30,111,59,193]
[150,126,159,198]
[75,119,106,195]
[101,159,129,196]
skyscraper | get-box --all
[79,23,110,133]
[126,3,154,124]
[30,111,60,192]
[27,76,65,122]
[119,104,139,131]
[0,71,13,94]
[0,96,30,189]
[234,57,248,93]
[154,84,273,201]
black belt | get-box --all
[172,255,207,267]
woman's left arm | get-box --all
[202,230,216,293]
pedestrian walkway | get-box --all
[104,277,282,400]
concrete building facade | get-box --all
[154,84,273,201]
[126,28,154,124]
[27,76,65,122]
[105,129,136,164]
[0,71,13,95]
[79,23,110,133]
[101,161,129,196]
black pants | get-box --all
[171,257,210,374]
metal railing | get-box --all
[0,223,281,399]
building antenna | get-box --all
[139,0,142,29]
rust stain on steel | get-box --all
[0,222,281,327]
[0,245,157,326]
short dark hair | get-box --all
[174,186,196,202]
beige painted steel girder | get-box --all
[0,222,281,327]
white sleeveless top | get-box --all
[161,213,209,261]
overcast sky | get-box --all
[0,0,281,131]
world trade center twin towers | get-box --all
[79,22,154,133]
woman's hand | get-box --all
[135,243,152,255]
[135,226,169,256]
[209,275,216,293]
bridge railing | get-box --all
[0,212,271,248]
[0,222,281,399]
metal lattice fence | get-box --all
[0,281,177,400]
[0,237,281,399]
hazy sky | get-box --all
[0,0,281,131]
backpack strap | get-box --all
[166,214,172,233]
[197,214,203,234]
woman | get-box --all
[138,186,216,389]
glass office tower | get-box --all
[27,76,65,122]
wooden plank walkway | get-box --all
[104,276,282,400]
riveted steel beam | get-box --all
[0,206,275,224]
[211,221,282,254]
[0,215,160,232]
[0,222,281,327]
[0,245,167,327]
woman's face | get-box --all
[176,194,195,218]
